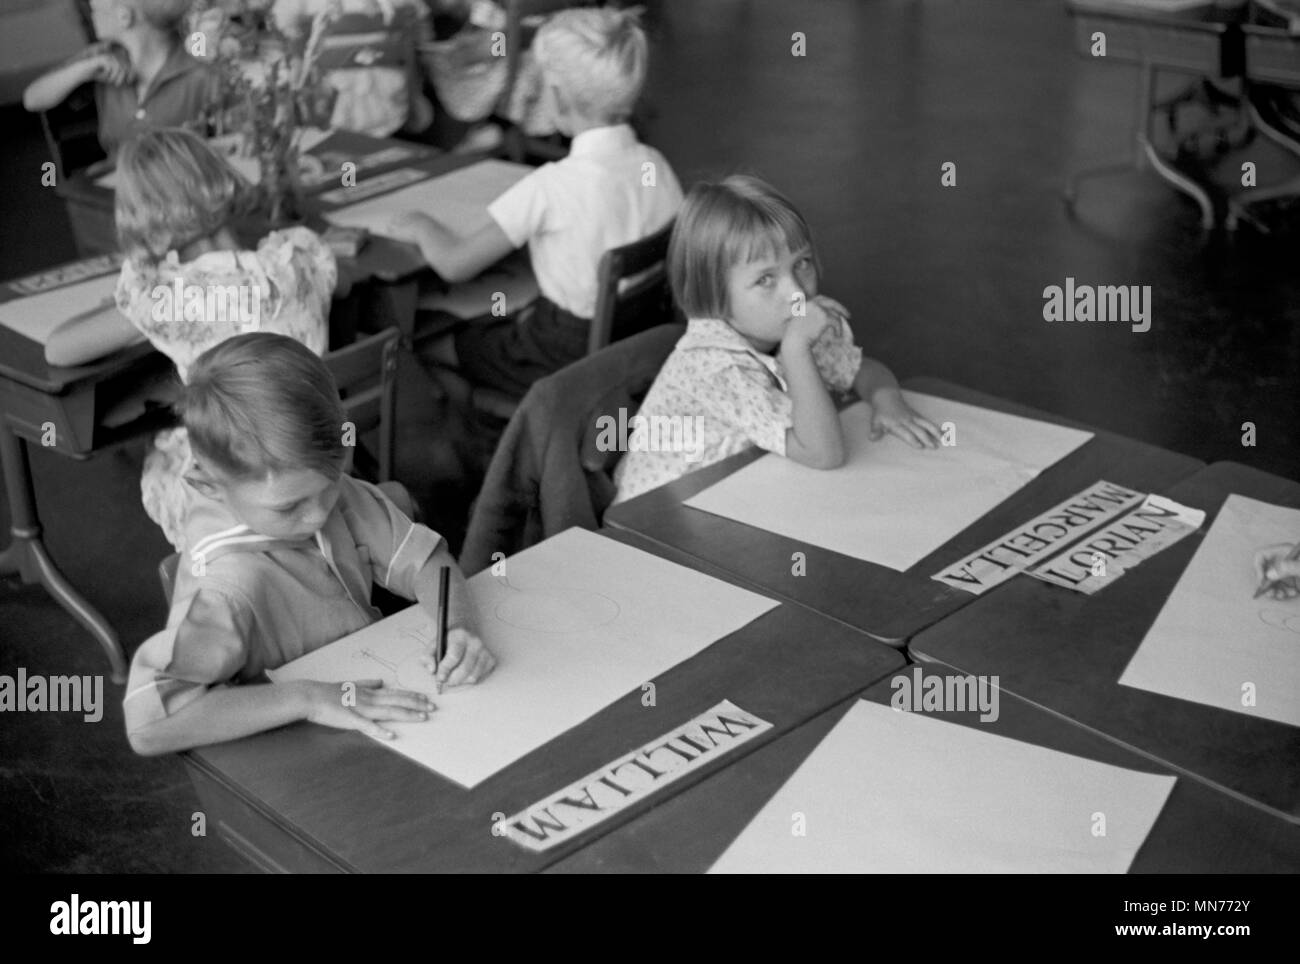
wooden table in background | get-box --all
[0,258,174,681]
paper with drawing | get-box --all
[1120,494,1300,727]
[268,528,779,787]
[685,394,1093,570]
[709,701,1175,874]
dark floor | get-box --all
[1,0,1297,873]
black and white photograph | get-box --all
[0,0,1296,914]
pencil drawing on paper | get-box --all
[354,634,441,694]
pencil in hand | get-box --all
[434,565,450,694]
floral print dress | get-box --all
[115,226,336,551]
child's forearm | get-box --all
[23,60,95,113]
[783,342,845,469]
[127,680,314,756]
[413,549,477,633]
[412,218,472,281]
[44,308,144,367]
[853,356,901,402]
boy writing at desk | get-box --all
[124,333,495,756]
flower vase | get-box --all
[259,137,303,228]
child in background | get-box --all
[46,128,337,550]
[273,0,434,138]
[387,6,682,398]
[23,0,220,159]
[124,334,495,755]
[613,175,941,504]
[420,0,557,152]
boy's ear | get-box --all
[548,82,570,121]
[183,462,226,503]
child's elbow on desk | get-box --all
[786,440,846,471]
[126,722,178,758]
[803,450,847,471]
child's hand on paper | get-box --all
[1254,544,1300,600]
[868,387,943,449]
[419,626,497,688]
[302,679,435,740]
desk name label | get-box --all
[502,700,772,853]
[6,254,123,298]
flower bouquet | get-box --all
[190,0,338,225]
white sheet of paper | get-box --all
[709,701,1175,873]
[0,273,118,345]
[1120,494,1300,727]
[268,528,779,788]
[684,393,1093,571]
[324,159,531,240]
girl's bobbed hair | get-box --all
[667,174,817,320]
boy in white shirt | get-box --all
[389,6,683,397]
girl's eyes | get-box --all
[755,274,774,287]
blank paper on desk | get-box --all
[684,394,1092,570]
[0,273,118,346]
[1120,494,1300,727]
[709,701,1175,874]
[268,528,778,788]
[324,159,531,240]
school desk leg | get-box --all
[1137,63,1216,232]
[0,423,127,683]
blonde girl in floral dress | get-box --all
[95,128,335,550]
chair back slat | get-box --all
[588,218,675,355]
[325,328,400,482]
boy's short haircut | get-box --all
[668,174,818,321]
[532,7,647,124]
[131,0,193,32]
[179,333,348,482]
[115,128,246,263]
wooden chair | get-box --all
[328,328,401,485]
[39,81,106,184]
[470,217,677,421]
[157,328,411,604]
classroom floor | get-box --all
[1,0,1296,873]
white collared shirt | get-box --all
[611,315,863,503]
[487,124,683,318]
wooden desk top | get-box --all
[183,529,906,873]
[54,129,441,209]
[1066,0,1241,30]
[603,376,1205,645]
[0,147,497,395]
[908,461,1300,822]
[550,661,1300,873]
